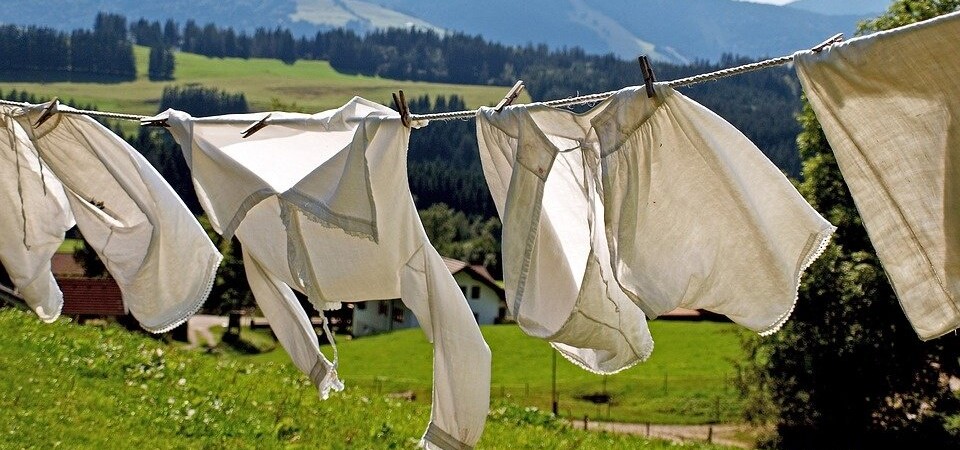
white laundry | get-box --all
[6,102,221,333]
[477,85,833,372]
[794,10,960,340]
[163,97,491,450]
[0,106,73,322]
[596,85,835,334]
[477,102,654,375]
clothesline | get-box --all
[0,33,843,125]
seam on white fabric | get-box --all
[758,225,836,336]
[510,179,546,318]
[222,188,274,241]
[422,422,474,450]
[279,200,337,311]
[140,250,223,334]
[283,189,378,243]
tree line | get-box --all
[0,13,135,80]
[125,17,804,175]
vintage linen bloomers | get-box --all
[164,97,491,450]
[1,102,221,332]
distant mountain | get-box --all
[787,0,893,17]
[0,0,871,63]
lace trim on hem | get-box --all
[139,250,223,334]
[549,335,653,376]
[758,225,836,337]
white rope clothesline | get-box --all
[0,33,842,125]
[412,52,801,122]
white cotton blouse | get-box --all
[478,85,834,373]
[164,97,491,450]
[794,10,960,340]
[1,103,221,332]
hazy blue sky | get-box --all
[739,0,795,5]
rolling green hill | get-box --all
[0,308,733,449]
[0,46,527,117]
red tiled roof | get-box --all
[57,277,126,316]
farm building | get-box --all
[351,257,506,337]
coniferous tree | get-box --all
[737,2,960,448]
[162,19,180,48]
[147,45,175,81]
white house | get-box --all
[351,257,506,337]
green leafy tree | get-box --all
[419,203,501,277]
[737,2,960,448]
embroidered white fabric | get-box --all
[1,104,221,332]
[0,106,73,322]
[164,97,491,450]
[795,10,960,340]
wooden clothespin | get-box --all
[241,113,272,139]
[495,80,525,113]
[33,97,59,128]
[638,56,656,98]
[139,115,169,128]
[811,33,844,53]
[392,90,411,127]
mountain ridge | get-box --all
[0,0,872,63]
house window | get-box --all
[356,302,366,310]
[377,301,388,316]
[471,286,480,299]
[392,300,405,323]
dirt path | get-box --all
[570,420,753,448]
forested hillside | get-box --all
[124,19,805,174]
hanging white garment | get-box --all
[478,85,834,370]
[0,106,73,321]
[597,85,835,334]
[794,11,960,340]
[6,102,221,333]
[477,102,655,374]
[163,97,491,450]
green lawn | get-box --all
[57,238,82,254]
[247,320,746,424]
[0,46,527,119]
[0,308,733,449]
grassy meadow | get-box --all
[243,320,746,425]
[0,46,529,118]
[0,308,734,449]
